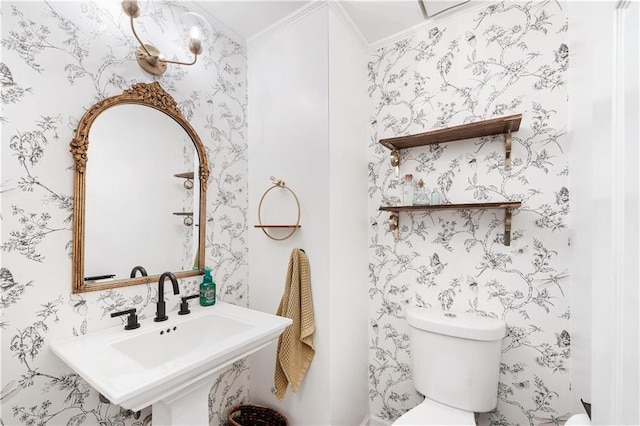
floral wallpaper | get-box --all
[366,2,570,425]
[1,1,248,425]
[2,1,573,425]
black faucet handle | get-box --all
[110,308,141,330]
[178,294,199,315]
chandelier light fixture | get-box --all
[121,0,206,76]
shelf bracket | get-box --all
[390,150,400,179]
[388,214,399,241]
[504,207,513,246]
[504,128,512,171]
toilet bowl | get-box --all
[393,398,475,425]
[391,307,507,426]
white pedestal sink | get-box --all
[51,302,291,425]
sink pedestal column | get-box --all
[152,381,211,425]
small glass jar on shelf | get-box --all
[430,188,441,205]
[402,174,415,206]
[413,179,430,206]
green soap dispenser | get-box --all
[199,267,216,306]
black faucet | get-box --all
[155,272,180,322]
[130,266,148,278]
[111,308,140,330]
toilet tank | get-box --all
[406,307,506,413]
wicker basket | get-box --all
[227,404,288,426]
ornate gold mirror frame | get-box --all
[70,82,209,293]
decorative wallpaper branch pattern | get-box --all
[366,2,570,425]
[1,1,247,425]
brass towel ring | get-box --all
[256,176,301,241]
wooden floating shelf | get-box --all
[379,114,522,150]
[254,225,301,229]
[174,172,195,179]
[380,201,521,245]
[377,115,524,244]
[379,201,521,212]
[379,114,522,171]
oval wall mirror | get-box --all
[70,82,209,293]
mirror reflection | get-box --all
[84,105,200,283]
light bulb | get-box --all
[180,12,210,55]
[190,27,200,41]
[189,38,203,56]
[121,0,140,18]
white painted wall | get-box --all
[248,3,369,424]
[568,1,639,424]
[618,2,639,421]
[567,1,594,416]
[248,5,331,424]
[328,5,369,425]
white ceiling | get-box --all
[192,1,310,42]
[192,0,471,45]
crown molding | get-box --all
[328,1,368,49]
[189,2,247,47]
[193,0,491,53]
[368,0,490,52]
[248,1,328,47]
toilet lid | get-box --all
[393,399,475,425]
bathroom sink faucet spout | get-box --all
[130,265,148,278]
[155,272,180,322]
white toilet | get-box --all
[393,307,507,425]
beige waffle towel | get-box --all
[274,248,315,400]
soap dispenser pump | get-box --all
[199,267,216,306]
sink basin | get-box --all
[51,302,291,424]
[109,311,253,369]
